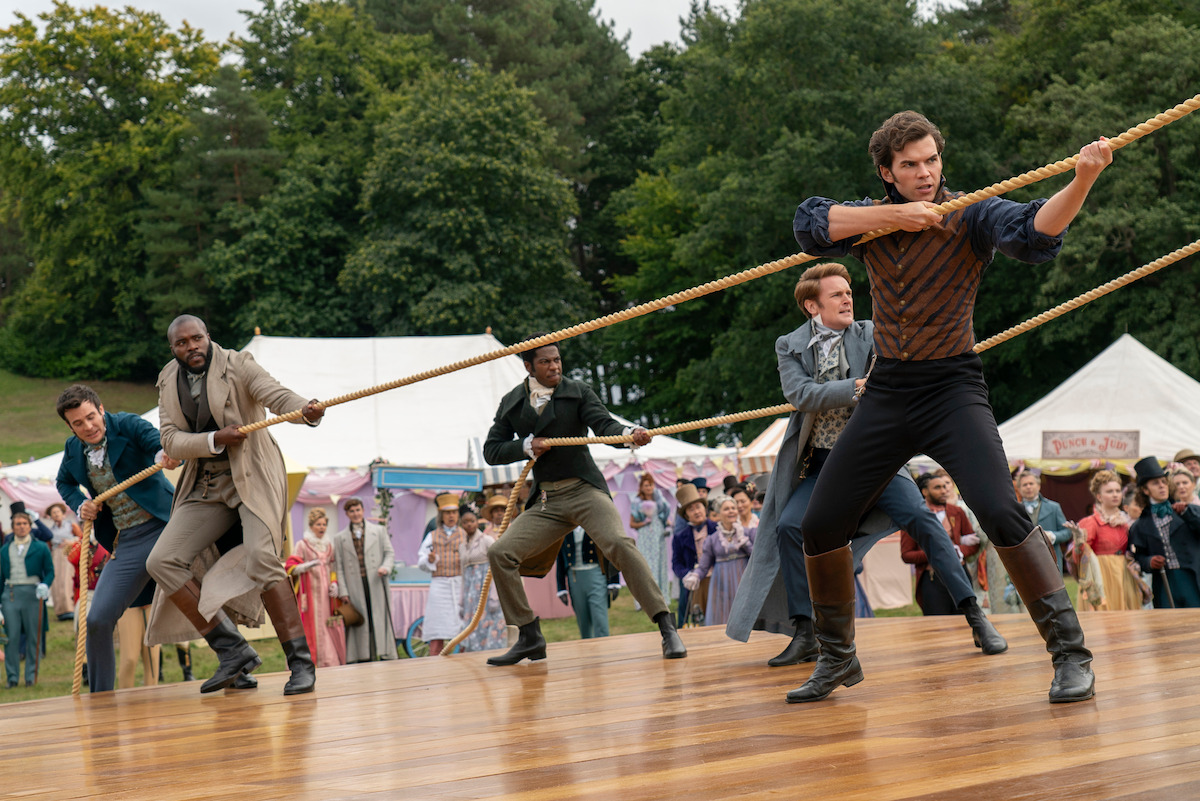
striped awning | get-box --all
[739,417,789,475]
[466,437,529,487]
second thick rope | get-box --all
[245,94,1200,435]
[442,233,1200,655]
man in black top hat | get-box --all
[1128,456,1200,608]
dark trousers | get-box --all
[779,448,976,618]
[676,576,710,627]
[1154,568,1200,608]
[87,518,164,693]
[801,354,1031,556]
[361,574,378,661]
[4,585,41,685]
[915,565,972,615]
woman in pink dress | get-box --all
[1075,470,1143,611]
[286,508,346,667]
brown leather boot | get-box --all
[167,579,261,693]
[261,580,316,695]
[995,527,1094,703]
[786,545,864,703]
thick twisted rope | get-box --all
[973,237,1200,353]
[244,95,1200,435]
[442,461,534,655]
[64,95,1200,664]
[70,414,294,694]
[440,404,798,653]
[443,229,1200,653]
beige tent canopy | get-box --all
[995,334,1200,476]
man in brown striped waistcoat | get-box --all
[788,110,1112,705]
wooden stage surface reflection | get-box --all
[4,611,1199,800]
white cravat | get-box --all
[86,438,108,469]
[811,318,844,359]
[528,376,555,413]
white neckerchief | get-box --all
[811,318,845,359]
[14,535,31,556]
[351,521,364,539]
[86,437,108,469]
[528,376,555,413]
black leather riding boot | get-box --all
[654,611,687,659]
[786,545,864,703]
[167,579,262,694]
[487,617,547,666]
[261,580,316,696]
[960,598,1008,655]
[768,616,819,667]
[995,527,1094,703]
[176,644,196,681]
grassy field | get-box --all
[0,367,159,465]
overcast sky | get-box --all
[2,0,739,56]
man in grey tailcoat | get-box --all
[333,498,396,662]
[725,263,1007,665]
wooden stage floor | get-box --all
[4,611,1198,800]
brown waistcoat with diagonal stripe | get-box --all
[853,190,985,361]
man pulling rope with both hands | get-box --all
[146,315,325,696]
[482,333,687,665]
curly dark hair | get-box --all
[868,111,945,173]
[56,384,103,421]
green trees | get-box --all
[600,0,945,440]
[0,4,221,376]
[603,0,1200,439]
[0,0,1195,444]
[341,66,588,340]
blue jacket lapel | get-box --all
[104,412,128,469]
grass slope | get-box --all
[0,368,159,465]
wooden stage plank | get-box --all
[2,611,1198,800]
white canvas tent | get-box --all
[235,332,734,471]
[1,333,735,486]
[996,334,1200,470]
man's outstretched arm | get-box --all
[1033,138,1113,236]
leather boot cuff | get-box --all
[802,544,856,606]
[167,579,220,637]
[995,526,1066,603]
[261,579,306,642]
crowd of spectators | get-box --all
[896,447,1200,617]
[4,446,1195,687]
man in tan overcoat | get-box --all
[147,314,323,696]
